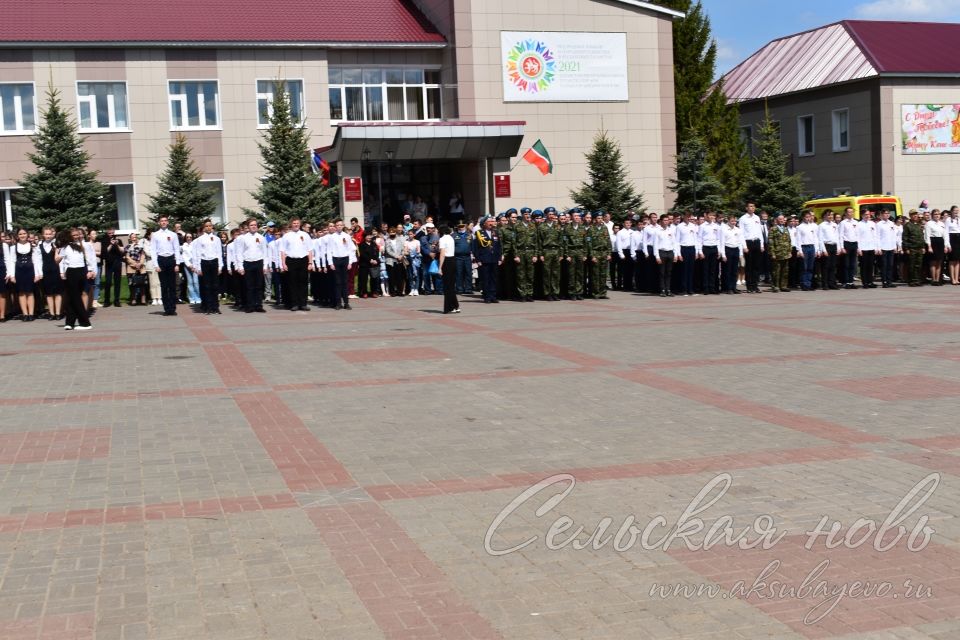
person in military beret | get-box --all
[902,209,926,285]
[538,207,563,301]
[767,214,793,292]
[586,211,612,298]
[513,207,540,301]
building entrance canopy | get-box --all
[322,121,526,162]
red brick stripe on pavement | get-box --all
[0,611,95,640]
[901,434,960,450]
[0,493,296,534]
[306,502,503,640]
[232,392,354,492]
[491,331,619,368]
[819,374,959,401]
[614,370,885,445]
[0,428,110,464]
[894,450,960,477]
[740,320,893,350]
[203,344,266,387]
[641,349,897,370]
[366,445,868,502]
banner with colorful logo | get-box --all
[501,31,628,102]
[901,104,960,154]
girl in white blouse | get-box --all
[6,228,42,321]
[946,205,960,285]
[924,209,948,286]
[58,228,96,330]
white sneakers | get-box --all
[75,325,93,331]
[411,290,419,296]
[64,325,73,331]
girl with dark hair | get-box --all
[437,225,460,314]
[59,227,96,330]
[6,228,42,321]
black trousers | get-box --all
[843,241,859,284]
[286,256,308,308]
[271,266,283,305]
[881,250,896,285]
[658,251,674,293]
[479,263,498,301]
[388,262,406,295]
[860,250,876,286]
[745,239,762,290]
[64,267,91,327]
[242,260,265,311]
[680,245,696,294]
[102,262,122,305]
[702,246,719,293]
[610,253,621,289]
[647,245,658,293]
[620,250,635,292]
[333,257,350,307]
[358,261,379,296]
[157,255,178,313]
[200,259,220,312]
[442,257,459,312]
[725,247,740,291]
[822,244,838,288]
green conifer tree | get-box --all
[669,136,726,214]
[144,134,218,234]
[246,81,337,226]
[569,130,644,221]
[744,109,807,214]
[16,86,113,231]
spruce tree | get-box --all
[744,110,807,214]
[246,82,337,226]
[144,134,218,234]
[654,0,750,208]
[569,129,644,221]
[17,86,113,231]
[669,135,725,214]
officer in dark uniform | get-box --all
[474,215,502,303]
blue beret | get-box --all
[544,206,557,214]
[520,207,533,214]
[532,210,544,218]
[506,208,518,215]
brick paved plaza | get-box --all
[1,289,959,640]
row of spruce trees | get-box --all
[15,82,337,234]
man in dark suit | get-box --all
[472,216,502,303]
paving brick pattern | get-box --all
[0,288,959,638]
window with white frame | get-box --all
[169,81,220,130]
[104,184,137,231]
[798,115,815,156]
[328,67,441,122]
[200,180,226,225]
[0,84,36,134]
[256,80,304,126]
[77,82,129,131]
[832,108,849,152]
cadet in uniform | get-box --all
[767,214,792,292]
[513,207,539,302]
[234,218,268,313]
[902,209,926,286]
[150,215,182,316]
[499,210,517,300]
[192,219,224,314]
[474,215,502,303]
[587,212,612,299]
[562,209,588,300]
[538,206,563,301]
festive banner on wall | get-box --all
[901,104,960,153]
[501,31,628,102]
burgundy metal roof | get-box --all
[723,20,960,104]
[0,0,446,45]
[844,20,960,74]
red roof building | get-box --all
[724,20,960,210]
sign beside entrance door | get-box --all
[494,174,511,198]
[343,177,362,202]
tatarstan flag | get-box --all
[523,139,553,175]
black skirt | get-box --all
[930,236,945,262]
[949,233,960,261]
[14,257,35,294]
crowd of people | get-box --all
[3,202,958,329]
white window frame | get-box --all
[168,79,222,131]
[327,65,442,124]
[255,79,305,128]
[832,108,850,152]
[0,82,38,135]
[797,114,815,157]
[104,182,138,233]
[76,81,131,132]
[199,179,228,226]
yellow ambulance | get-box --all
[802,195,903,221]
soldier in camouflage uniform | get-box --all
[512,207,540,301]
[538,206,563,301]
[498,210,517,299]
[902,209,926,286]
[586,211,612,299]
[767,213,793,292]
[562,209,587,300]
